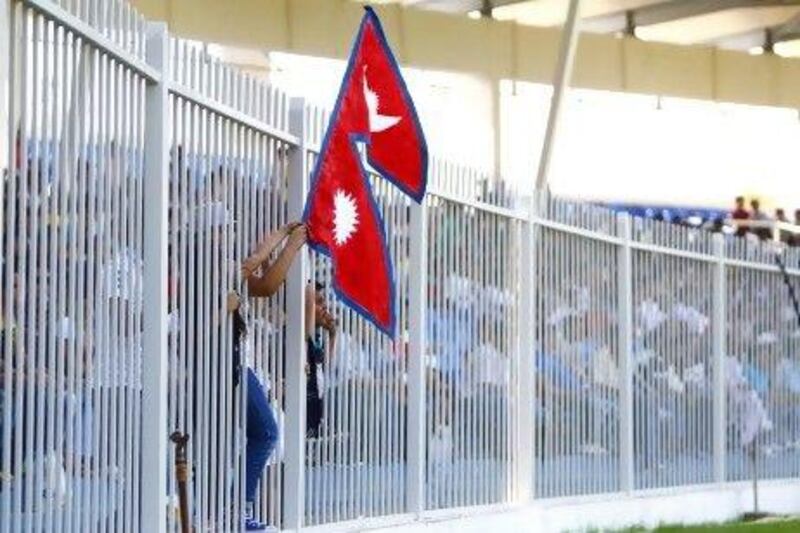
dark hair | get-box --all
[735,196,744,203]
[315,281,325,292]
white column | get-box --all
[535,0,582,191]
[284,97,308,530]
[141,22,170,533]
[407,199,427,514]
[490,77,503,183]
[515,192,536,502]
[617,213,634,493]
[712,234,727,483]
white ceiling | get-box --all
[492,0,666,26]
[633,6,800,45]
[371,0,800,57]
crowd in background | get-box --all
[729,196,800,243]
[610,196,800,245]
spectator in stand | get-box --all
[776,208,791,243]
[793,209,800,246]
[305,282,337,439]
[750,199,772,240]
[709,217,725,235]
[239,221,308,532]
[731,196,749,237]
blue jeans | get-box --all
[246,368,279,504]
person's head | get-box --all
[750,198,760,212]
[735,196,745,209]
[776,208,786,221]
[312,281,333,329]
[795,209,800,223]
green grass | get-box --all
[605,518,800,532]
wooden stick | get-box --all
[170,431,192,533]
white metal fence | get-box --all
[2,1,147,531]
[3,1,800,532]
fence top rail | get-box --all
[168,82,300,147]
[168,37,293,137]
[428,187,528,221]
[726,230,800,271]
[20,0,158,82]
[725,256,800,277]
[727,218,800,235]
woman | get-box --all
[236,221,307,532]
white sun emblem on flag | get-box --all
[333,189,359,246]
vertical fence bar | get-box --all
[617,213,634,492]
[142,21,169,533]
[0,0,7,175]
[0,2,13,528]
[713,234,727,483]
[407,198,427,514]
[515,194,535,502]
[284,97,308,531]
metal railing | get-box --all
[726,219,800,243]
[3,0,800,531]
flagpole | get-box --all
[534,0,582,192]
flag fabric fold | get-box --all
[303,7,428,336]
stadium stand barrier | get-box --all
[2,0,800,531]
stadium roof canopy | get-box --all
[131,0,800,107]
[373,0,800,56]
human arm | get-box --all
[241,221,302,279]
[245,225,307,298]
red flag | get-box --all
[303,7,428,336]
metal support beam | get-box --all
[584,0,800,35]
[515,191,537,502]
[284,97,309,531]
[535,0,582,191]
[712,234,727,484]
[406,200,427,514]
[617,213,635,493]
[142,21,170,533]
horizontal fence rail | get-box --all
[3,1,800,532]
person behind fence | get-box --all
[750,198,772,240]
[731,196,749,237]
[237,221,307,532]
[305,282,337,438]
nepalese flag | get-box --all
[303,7,428,337]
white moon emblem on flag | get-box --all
[363,66,402,133]
[333,189,359,246]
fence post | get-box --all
[0,0,8,174]
[515,192,536,502]
[712,234,727,483]
[617,213,634,493]
[142,22,170,533]
[284,97,308,530]
[407,199,427,514]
